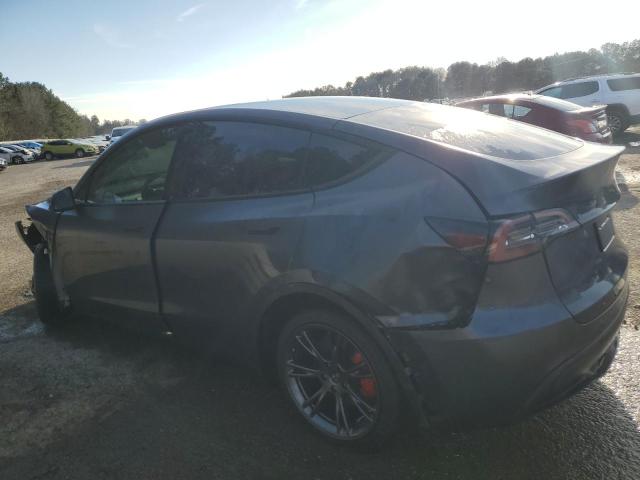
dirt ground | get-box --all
[1,131,640,479]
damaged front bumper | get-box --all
[15,220,43,253]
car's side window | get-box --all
[513,105,532,119]
[607,77,640,91]
[540,86,563,98]
[503,104,515,118]
[560,81,599,99]
[481,103,513,117]
[170,121,310,200]
[86,127,178,204]
[305,133,388,188]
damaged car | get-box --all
[16,97,629,447]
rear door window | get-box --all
[305,133,389,187]
[481,103,516,118]
[513,105,532,119]
[170,121,310,200]
[607,77,640,91]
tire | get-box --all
[606,109,628,135]
[11,156,21,165]
[277,309,400,448]
[44,151,53,161]
[75,149,85,158]
[33,244,69,326]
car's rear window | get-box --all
[533,95,582,112]
[350,103,582,161]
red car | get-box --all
[456,94,612,144]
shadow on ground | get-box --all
[615,182,639,211]
[52,159,96,169]
[1,306,639,479]
[615,128,640,148]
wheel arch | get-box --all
[606,103,630,117]
[257,286,375,373]
[254,282,427,426]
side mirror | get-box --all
[105,135,111,141]
[51,187,76,212]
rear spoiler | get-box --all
[471,144,625,217]
[571,105,607,117]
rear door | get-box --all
[154,120,313,351]
[605,76,640,116]
[53,125,179,329]
[47,141,62,154]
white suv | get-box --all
[536,73,640,134]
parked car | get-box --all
[41,139,99,160]
[8,144,40,158]
[17,141,43,151]
[0,158,7,170]
[536,73,640,134]
[0,146,34,164]
[17,97,628,447]
[108,125,137,146]
[456,94,612,143]
[2,144,34,156]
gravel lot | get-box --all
[1,131,640,479]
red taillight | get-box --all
[488,214,538,262]
[568,118,598,134]
[488,209,578,263]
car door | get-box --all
[605,76,640,116]
[154,120,314,352]
[60,140,74,155]
[52,125,179,330]
[47,141,62,154]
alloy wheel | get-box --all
[607,113,622,135]
[284,325,380,439]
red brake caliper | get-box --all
[351,352,376,398]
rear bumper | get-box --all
[383,277,628,428]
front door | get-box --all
[53,126,179,329]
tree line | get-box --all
[285,39,640,100]
[2,39,639,141]
[0,72,145,141]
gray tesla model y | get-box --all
[17,97,628,447]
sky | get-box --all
[1,0,638,121]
